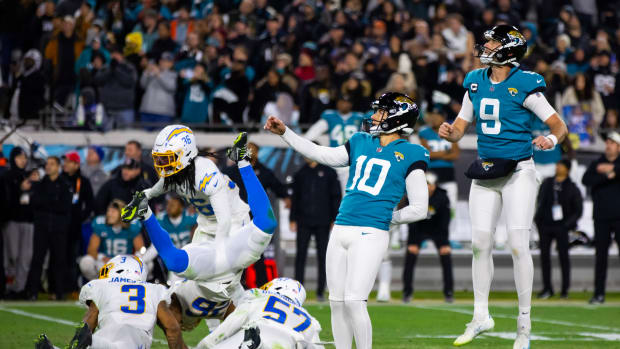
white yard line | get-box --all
[0,305,167,345]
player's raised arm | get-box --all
[438,92,473,143]
[264,115,349,167]
[156,301,187,349]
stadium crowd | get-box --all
[0,0,618,134]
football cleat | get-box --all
[34,334,54,349]
[67,322,92,349]
[227,132,251,163]
[514,314,531,349]
[453,316,494,346]
[376,282,390,302]
[121,191,149,222]
[238,326,261,349]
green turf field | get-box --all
[2,292,620,348]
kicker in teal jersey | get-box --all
[321,109,365,146]
[335,132,430,231]
[464,66,546,160]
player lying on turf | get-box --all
[123,133,276,283]
[265,92,430,349]
[35,255,186,349]
[195,277,324,349]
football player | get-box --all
[439,25,568,349]
[36,255,185,349]
[123,133,276,285]
[265,92,430,349]
[196,277,323,349]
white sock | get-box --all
[472,229,494,321]
[238,159,251,168]
[508,228,533,317]
[344,300,372,349]
[330,301,353,349]
[378,259,392,284]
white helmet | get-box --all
[99,255,148,282]
[152,125,198,178]
[261,277,306,307]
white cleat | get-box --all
[376,282,391,302]
[513,315,531,349]
[453,316,495,346]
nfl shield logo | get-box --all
[376,147,383,152]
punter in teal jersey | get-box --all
[79,200,145,280]
[439,25,568,349]
[265,92,429,349]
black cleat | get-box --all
[67,322,92,349]
[34,334,54,349]
[227,132,250,163]
[121,190,149,222]
[239,326,261,349]
[588,295,605,305]
[537,289,554,300]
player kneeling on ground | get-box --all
[196,277,323,349]
[36,254,186,349]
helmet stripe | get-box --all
[166,127,193,142]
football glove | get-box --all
[227,132,251,163]
[66,322,92,349]
[121,191,149,222]
[34,334,54,349]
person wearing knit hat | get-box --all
[82,146,109,195]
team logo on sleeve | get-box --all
[394,151,404,162]
[471,83,478,93]
[482,161,494,171]
[508,87,518,96]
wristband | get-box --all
[546,134,558,147]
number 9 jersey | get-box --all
[463,66,546,160]
[79,278,170,348]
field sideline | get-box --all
[2,291,619,348]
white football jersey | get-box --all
[79,278,170,348]
[168,279,242,331]
[200,289,322,348]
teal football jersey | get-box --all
[463,66,546,160]
[532,116,562,165]
[157,211,197,249]
[92,216,141,257]
[418,126,454,168]
[336,132,430,231]
[321,109,364,146]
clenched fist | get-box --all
[264,115,287,135]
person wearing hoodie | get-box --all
[81,146,108,195]
[9,49,46,120]
[61,151,94,293]
[140,52,177,127]
[1,147,35,298]
[94,158,149,215]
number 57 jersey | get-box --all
[79,278,170,348]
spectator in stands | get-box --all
[82,146,108,194]
[590,51,618,109]
[61,151,94,293]
[45,16,84,107]
[79,199,144,280]
[27,156,72,300]
[290,155,341,302]
[170,6,194,47]
[132,9,159,53]
[1,147,35,299]
[180,63,211,124]
[582,131,620,304]
[441,14,474,69]
[121,140,158,185]
[535,159,583,299]
[559,73,605,132]
[149,22,178,62]
[140,52,177,127]
[601,109,618,130]
[94,46,137,130]
[95,158,148,215]
[494,0,521,25]
[566,48,590,77]
[299,65,336,125]
[212,45,251,124]
[249,69,291,124]
[403,172,453,304]
[9,49,46,121]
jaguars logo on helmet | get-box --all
[476,25,527,66]
[364,92,419,135]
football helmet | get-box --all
[476,25,526,66]
[98,255,147,282]
[364,92,419,135]
[152,125,198,177]
[260,277,306,307]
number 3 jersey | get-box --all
[79,278,170,347]
[336,132,430,231]
[463,66,546,160]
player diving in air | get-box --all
[438,25,568,349]
[196,277,324,349]
[265,92,430,349]
[35,255,186,349]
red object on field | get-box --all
[245,259,279,288]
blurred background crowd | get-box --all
[0,0,618,136]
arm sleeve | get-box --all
[281,127,349,167]
[456,92,474,123]
[304,119,329,141]
[523,92,557,122]
[144,177,166,200]
[197,302,252,348]
[391,169,429,224]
